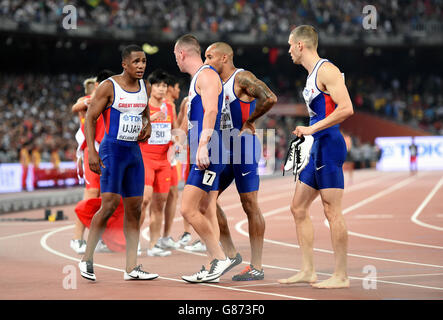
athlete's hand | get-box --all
[88,150,105,176]
[293,126,314,138]
[151,111,167,121]
[239,120,256,136]
[196,144,210,170]
[138,119,151,142]
[84,98,91,108]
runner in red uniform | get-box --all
[71,72,112,254]
[157,73,182,250]
[139,69,177,257]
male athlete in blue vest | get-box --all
[279,25,354,289]
[79,45,158,281]
[174,34,231,283]
[204,42,277,281]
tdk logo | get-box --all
[123,115,141,122]
[383,142,442,158]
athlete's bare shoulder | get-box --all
[316,60,352,111]
[316,61,345,92]
[196,67,221,93]
[235,69,258,87]
[317,61,343,82]
[235,69,276,102]
[198,66,219,81]
[90,78,114,111]
[96,78,114,95]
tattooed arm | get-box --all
[235,71,277,134]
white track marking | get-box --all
[177,245,443,291]
[40,225,312,300]
[198,283,312,300]
[162,173,393,223]
[230,282,282,288]
[324,174,443,250]
[236,175,443,268]
[0,221,72,227]
[353,214,394,219]
[411,176,443,231]
[0,226,68,240]
[377,273,443,279]
[346,231,443,250]
[222,173,393,212]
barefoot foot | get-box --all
[278,271,317,284]
[311,275,349,289]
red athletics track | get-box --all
[0,169,442,300]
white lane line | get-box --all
[346,231,443,250]
[236,175,443,269]
[230,282,282,289]
[377,273,443,279]
[219,178,295,201]
[325,174,443,250]
[353,214,394,219]
[166,172,396,223]
[411,176,443,232]
[0,221,72,227]
[176,245,443,291]
[241,206,443,268]
[0,226,69,240]
[40,225,312,300]
[222,173,393,212]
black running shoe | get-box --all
[222,253,243,275]
[232,264,264,281]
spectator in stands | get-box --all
[1,1,440,39]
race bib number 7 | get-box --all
[202,170,216,186]
[117,113,142,141]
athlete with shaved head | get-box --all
[204,41,277,281]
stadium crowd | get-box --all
[1,0,441,38]
[346,73,443,135]
[0,73,81,164]
[2,69,441,168]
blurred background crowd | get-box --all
[0,0,442,172]
[1,0,442,39]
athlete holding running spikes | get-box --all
[278,25,353,289]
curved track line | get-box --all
[324,174,443,250]
[176,239,443,291]
[0,226,69,241]
[411,176,443,232]
[220,173,396,212]
[158,172,392,224]
[40,225,313,300]
[236,206,443,269]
